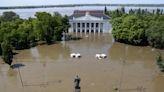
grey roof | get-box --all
[69,10,110,20]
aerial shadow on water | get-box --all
[11,63,25,69]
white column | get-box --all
[93,23,96,39]
[75,22,78,33]
[98,23,101,33]
[80,22,82,32]
[94,23,96,33]
[85,23,87,34]
[70,23,73,32]
[75,22,77,37]
[80,22,82,37]
[89,22,91,34]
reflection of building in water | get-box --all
[30,47,40,62]
[37,44,71,61]
[65,33,113,58]
[69,10,112,33]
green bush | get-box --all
[156,53,164,72]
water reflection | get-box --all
[66,33,112,56]
[14,42,71,63]
[0,33,163,92]
[30,47,40,62]
[7,68,17,77]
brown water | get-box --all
[0,33,163,92]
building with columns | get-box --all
[68,10,112,33]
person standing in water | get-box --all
[74,75,81,92]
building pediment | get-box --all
[73,14,102,21]
[69,10,110,20]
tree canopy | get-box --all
[108,8,164,48]
[1,41,13,66]
[0,11,70,66]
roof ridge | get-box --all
[69,10,110,20]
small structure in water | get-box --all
[100,54,107,58]
[95,54,102,59]
[75,53,81,58]
[74,75,81,92]
[95,53,107,59]
[70,53,81,58]
[70,53,76,58]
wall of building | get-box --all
[103,20,112,33]
[68,20,112,33]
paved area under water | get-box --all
[0,33,164,92]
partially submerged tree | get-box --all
[0,43,2,55]
[156,53,164,72]
[0,11,69,50]
[1,41,13,67]
[110,8,164,48]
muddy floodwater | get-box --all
[0,33,164,92]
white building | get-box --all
[68,10,112,33]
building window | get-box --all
[87,29,89,32]
[100,23,103,29]
[96,23,99,28]
[78,23,80,28]
[91,30,94,32]
[82,23,85,27]
[91,23,94,27]
[78,29,80,32]
[73,23,76,28]
[96,29,98,32]
[101,23,103,27]
[87,23,89,28]
[73,29,76,32]
[100,29,103,32]
[82,29,85,32]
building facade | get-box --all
[68,10,112,33]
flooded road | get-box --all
[0,33,163,92]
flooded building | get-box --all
[68,10,112,33]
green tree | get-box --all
[156,8,161,15]
[104,6,107,13]
[35,12,54,43]
[1,11,19,22]
[120,7,125,14]
[129,9,134,15]
[52,12,65,41]
[0,11,69,51]
[110,8,164,48]
[0,43,2,55]
[61,15,70,33]
[14,20,34,49]
[1,41,13,66]
[112,15,148,45]
[136,8,141,15]
[146,21,164,48]
[156,53,164,72]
